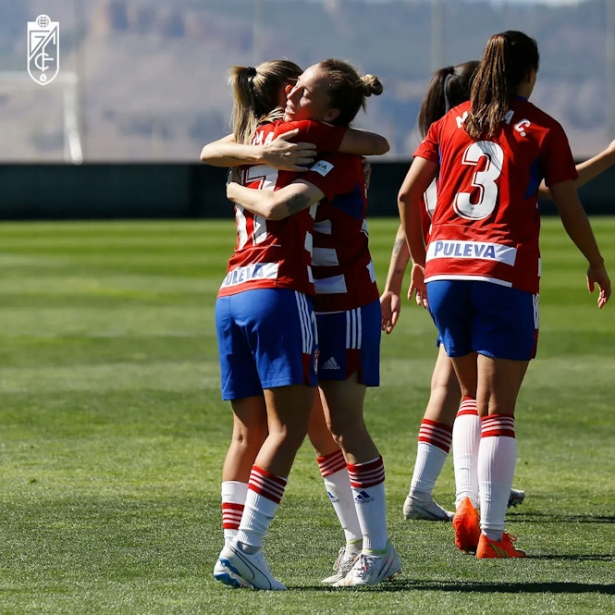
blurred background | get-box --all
[1,0,614,164]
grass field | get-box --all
[0,218,613,615]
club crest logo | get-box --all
[27,15,60,86]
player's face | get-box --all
[284,64,340,124]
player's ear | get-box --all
[322,108,340,124]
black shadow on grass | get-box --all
[528,554,615,561]
[509,512,615,524]
[294,580,615,594]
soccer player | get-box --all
[205,59,393,589]
[383,62,615,525]
[398,31,610,558]
[227,59,402,587]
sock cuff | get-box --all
[248,466,288,504]
[316,449,346,477]
[347,455,385,489]
[418,418,453,452]
[457,397,478,417]
[480,414,515,438]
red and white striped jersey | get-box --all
[218,119,345,298]
[414,98,578,294]
[301,153,379,312]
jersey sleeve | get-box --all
[540,121,578,187]
[300,154,359,201]
[413,119,441,163]
[283,120,346,154]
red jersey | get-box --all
[302,154,379,312]
[414,98,578,294]
[218,120,345,298]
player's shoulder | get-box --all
[514,99,564,131]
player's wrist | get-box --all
[587,257,605,270]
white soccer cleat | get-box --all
[508,488,526,508]
[334,541,401,587]
[213,543,286,590]
[403,494,454,521]
[321,546,361,584]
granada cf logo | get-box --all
[27,15,60,86]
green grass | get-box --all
[0,218,613,614]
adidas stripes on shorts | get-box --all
[315,299,380,386]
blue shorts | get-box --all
[426,280,537,361]
[316,299,381,386]
[215,288,318,401]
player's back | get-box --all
[219,120,346,298]
[303,154,379,312]
[419,98,577,293]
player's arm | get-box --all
[200,130,316,170]
[380,225,410,334]
[398,157,438,298]
[340,129,390,156]
[550,179,611,308]
[227,180,324,221]
[538,138,615,199]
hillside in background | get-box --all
[0,0,612,161]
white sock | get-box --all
[347,456,388,552]
[410,419,452,500]
[236,466,287,549]
[221,481,248,545]
[317,451,363,544]
[452,397,480,509]
[478,415,516,541]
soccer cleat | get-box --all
[213,543,286,590]
[453,497,481,554]
[321,546,360,584]
[334,541,401,587]
[508,488,526,508]
[476,532,526,559]
[403,494,454,521]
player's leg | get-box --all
[404,343,458,521]
[474,354,528,558]
[215,289,317,589]
[318,301,401,586]
[308,393,363,584]
[221,396,268,545]
[471,283,533,558]
[215,294,269,547]
[426,280,482,552]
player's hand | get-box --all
[413,288,429,310]
[587,264,611,308]
[408,263,428,309]
[380,291,401,334]
[261,129,316,171]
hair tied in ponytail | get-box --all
[246,66,257,79]
[443,70,455,112]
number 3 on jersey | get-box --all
[454,141,504,220]
[236,165,279,249]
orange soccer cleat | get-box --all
[476,532,527,559]
[453,497,481,554]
